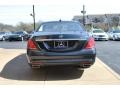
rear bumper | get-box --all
[27,58,95,68]
[27,48,96,68]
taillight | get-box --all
[85,37,95,49]
[27,39,37,50]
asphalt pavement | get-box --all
[96,41,120,75]
[0,41,27,49]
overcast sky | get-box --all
[0,0,120,25]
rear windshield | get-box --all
[14,32,23,34]
[13,31,27,34]
[38,22,84,32]
[93,30,104,33]
[113,30,120,33]
[0,32,5,35]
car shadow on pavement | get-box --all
[0,54,84,81]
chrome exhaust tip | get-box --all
[82,64,91,68]
[32,64,40,68]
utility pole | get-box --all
[30,5,36,30]
[81,5,86,26]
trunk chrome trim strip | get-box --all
[35,39,86,41]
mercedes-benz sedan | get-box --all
[27,21,96,69]
[91,29,109,41]
[107,30,120,40]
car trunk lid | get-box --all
[33,31,88,52]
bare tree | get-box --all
[112,16,119,27]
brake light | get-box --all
[27,39,37,50]
[85,37,95,49]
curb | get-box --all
[97,57,120,80]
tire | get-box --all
[9,39,12,42]
[112,36,116,41]
[105,39,108,41]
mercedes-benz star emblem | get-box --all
[59,35,63,39]
[57,41,65,47]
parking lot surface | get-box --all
[96,41,120,75]
[0,41,120,84]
